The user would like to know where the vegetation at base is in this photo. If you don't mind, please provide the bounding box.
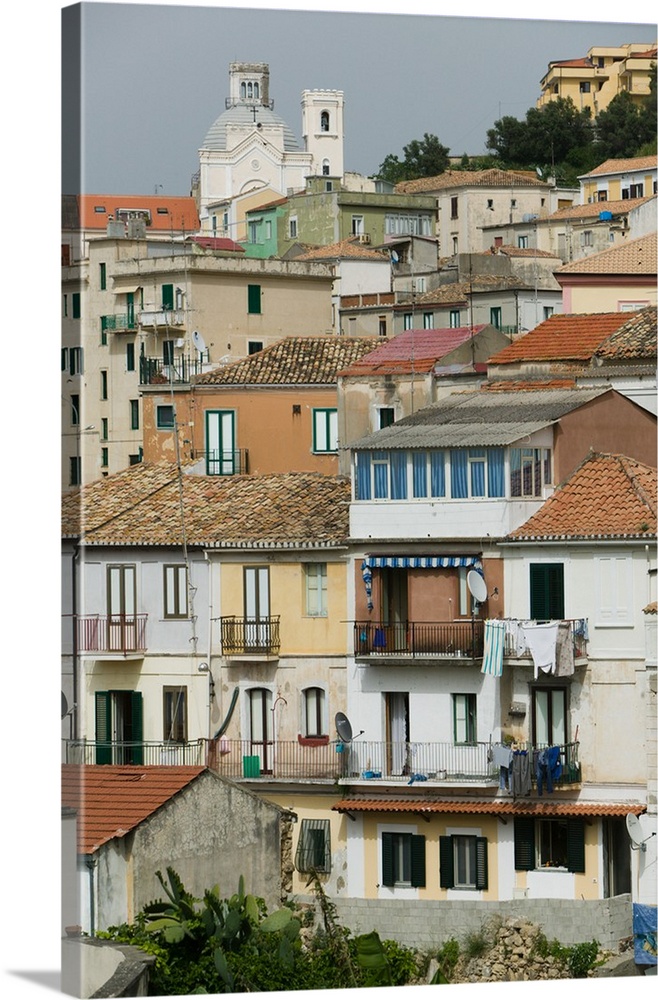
[533,932,603,978]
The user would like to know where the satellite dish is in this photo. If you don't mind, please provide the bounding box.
[390,250,399,264]
[335,712,353,744]
[61,692,69,720]
[467,570,488,604]
[192,330,207,353]
[536,166,543,178]
[626,813,649,851]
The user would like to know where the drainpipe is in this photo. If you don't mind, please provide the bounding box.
[72,542,80,741]
[85,855,97,936]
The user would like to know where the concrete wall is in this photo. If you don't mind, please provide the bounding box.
[326,893,634,953]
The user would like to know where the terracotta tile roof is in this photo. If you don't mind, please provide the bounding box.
[194,337,376,385]
[75,195,200,232]
[332,797,645,818]
[395,169,546,195]
[556,231,657,275]
[61,765,205,853]
[294,238,390,261]
[396,276,530,310]
[487,246,561,259]
[507,452,657,541]
[487,312,630,364]
[582,156,658,177]
[644,601,658,614]
[594,305,657,360]
[547,196,653,221]
[546,58,593,69]
[63,465,351,548]
[337,327,488,376]
[189,236,245,253]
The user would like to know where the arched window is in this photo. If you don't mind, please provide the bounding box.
[254,82,259,99]
[320,110,330,132]
[302,687,326,737]
[247,82,253,98]
[240,83,246,99]
[322,159,330,176]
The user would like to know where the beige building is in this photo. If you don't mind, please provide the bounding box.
[61,233,333,489]
[537,42,657,116]
[578,155,658,204]
[555,231,657,313]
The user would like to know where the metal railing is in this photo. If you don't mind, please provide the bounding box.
[204,448,249,476]
[503,619,588,659]
[354,620,484,659]
[64,739,207,766]
[76,614,148,654]
[101,313,136,332]
[220,615,281,656]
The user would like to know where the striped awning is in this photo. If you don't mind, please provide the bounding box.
[361,555,482,611]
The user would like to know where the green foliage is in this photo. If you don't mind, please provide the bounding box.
[354,930,393,987]
[486,98,595,169]
[463,928,489,959]
[377,132,451,183]
[381,937,424,985]
[532,932,601,978]
[594,90,657,160]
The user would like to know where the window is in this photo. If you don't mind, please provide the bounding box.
[265,220,272,239]
[579,81,591,93]
[289,217,298,239]
[378,407,395,429]
[100,370,108,400]
[518,235,529,249]
[100,447,108,468]
[126,342,135,371]
[423,312,434,329]
[295,819,331,873]
[514,817,585,872]
[305,563,327,617]
[156,405,175,430]
[530,563,564,620]
[440,835,488,889]
[581,230,593,247]
[206,410,236,475]
[302,686,327,737]
[450,448,505,499]
[322,160,330,177]
[597,190,608,202]
[164,564,188,618]
[63,294,68,317]
[248,340,263,355]
[61,348,68,371]
[70,456,81,487]
[72,293,81,319]
[381,832,426,887]
[378,317,387,338]
[320,110,330,132]
[487,199,494,210]
[247,284,261,314]
[95,690,143,764]
[511,199,517,209]
[248,221,258,244]
[543,306,554,321]
[130,399,139,430]
[490,307,502,329]
[449,309,461,328]
[99,262,106,290]
[129,451,143,466]
[163,687,187,742]
[163,340,175,365]
[533,687,567,747]
[452,236,458,255]
[107,564,136,623]
[450,197,458,219]
[313,409,338,453]
[101,418,108,441]
[325,180,333,191]
[100,324,108,347]
[510,447,551,498]
[595,556,632,624]
[70,394,80,426]
[403,313,413,330]
[69,347,84,375]
[162,284,174,310]
[453,694,476,744]
[351,215,364,235]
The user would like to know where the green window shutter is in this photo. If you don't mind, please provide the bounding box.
[514,817,536,870]
[247,284,261,314]
[72,293,81,319]
[439,835,454,888]
[410,834,426,887]
[530,564,564,620]
[475,837,489,890]
[381,833,395,886]
[95,692,112,764]
[162,284,174,310]
[566,818,585,873]
[130,692,144,764]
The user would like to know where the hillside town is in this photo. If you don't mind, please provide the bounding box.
[61,49,657,995]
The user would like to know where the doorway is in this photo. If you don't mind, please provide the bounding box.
[385,692,410,775]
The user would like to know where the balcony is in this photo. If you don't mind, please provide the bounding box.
[202,449,249,476]
[354,620,484,661]
[76,614,147,656]
[139,354,209,386]
[220,615,281,659]
[139,309,185,328]
[100,313,137,333]
[64,739,206,766]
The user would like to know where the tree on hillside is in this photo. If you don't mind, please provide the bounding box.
[486,97,595,171]
[376,132,450,183]
[595,89,657,159]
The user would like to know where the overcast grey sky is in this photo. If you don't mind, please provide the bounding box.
[62,2,657,195]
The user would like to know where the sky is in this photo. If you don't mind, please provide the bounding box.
[2,3,657,1000]
[62,1,657,195]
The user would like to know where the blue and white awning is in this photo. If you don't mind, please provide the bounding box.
[361,555,482,611]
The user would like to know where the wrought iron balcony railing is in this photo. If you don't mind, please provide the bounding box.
[203,448,249,476]
[64,739,206,766]
[354,620,484,659]
[100,313,137,332]
[139,354,209,385]
[220,615,281,657]
[76,614,148,654]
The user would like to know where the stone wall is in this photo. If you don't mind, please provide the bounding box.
[321,893,633,954]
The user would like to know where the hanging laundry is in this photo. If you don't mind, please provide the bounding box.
[555,622,575,677]
[510,749,532,798]
[491,743,513,790]
[504,619,530,657]
[521,621,560,679]
[536,745,562,796]
[481,619,505,676]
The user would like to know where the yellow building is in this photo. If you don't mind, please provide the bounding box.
[537,43,657,116]
[578,155,657,205]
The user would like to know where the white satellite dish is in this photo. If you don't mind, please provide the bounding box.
[192,330,206,354]
[61,692,69,720]
[467,570,488,604]
[626,813,650,851]
[390,250,399,264]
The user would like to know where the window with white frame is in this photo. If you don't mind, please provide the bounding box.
[289,217,298,239]
[312,409,338,453]
[295,818,331,873]
[351,215,364,235]
[510,447,551,498]
[403,313,413,330]
[440,834,488,889]
[164,564,188,619]
[163,686,187,742]
[423,312,433,329]
[453,693,476,744]
[305,563,327,617]
[381,831,426,887]
[449,309,461,328]
[302,686,327,737]
[518,235,529,248]
[581,230,593,247]
[595,556,632,624]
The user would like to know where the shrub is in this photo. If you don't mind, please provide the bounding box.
[436,937,460,978]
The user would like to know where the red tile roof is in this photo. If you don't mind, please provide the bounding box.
[189,236,245,253]
[487,312,630,364]
[557,232,657,276]
[332,797,645,818]
[396,169,545,195]
[294,238,389,261]
[61,765,205,853]
[337,327,489,376]
[194,336,376,385]
[507,452,657,541]
[75,195,200,232]
[547,196,653,221]
[582,155,658,177]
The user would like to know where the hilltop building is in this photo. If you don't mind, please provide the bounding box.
[536,42,657,116]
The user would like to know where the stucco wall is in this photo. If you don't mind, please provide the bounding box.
[554,391,657,480]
